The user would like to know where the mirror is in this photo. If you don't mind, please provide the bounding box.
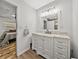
[41,7,60,32]
[43,18,58,32]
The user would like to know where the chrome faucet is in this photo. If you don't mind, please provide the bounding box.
[45,29,51,34]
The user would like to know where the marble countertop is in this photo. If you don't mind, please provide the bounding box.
[32,32,71,39]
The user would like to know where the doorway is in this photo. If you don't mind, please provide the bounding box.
[0,0,17,58]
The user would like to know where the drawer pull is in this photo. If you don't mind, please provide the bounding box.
[57,41,63,43]
[56,52,65,58]
[57,52,64,55]
[56,46,63,49]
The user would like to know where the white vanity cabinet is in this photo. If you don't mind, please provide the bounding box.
[53,37,70,59]
[32,33,70,59]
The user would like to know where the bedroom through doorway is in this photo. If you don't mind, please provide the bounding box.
[0,0,17,58]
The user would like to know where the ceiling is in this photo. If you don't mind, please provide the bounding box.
[24,0,55,9]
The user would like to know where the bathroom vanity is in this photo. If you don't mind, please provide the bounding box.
[32,32,70,59]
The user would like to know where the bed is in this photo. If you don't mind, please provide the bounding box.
[0,31,16,47]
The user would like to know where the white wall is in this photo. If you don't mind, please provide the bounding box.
[6,0,36,56]
[0,0,16,36]
[72,0,78,58]
[37,0,73,36]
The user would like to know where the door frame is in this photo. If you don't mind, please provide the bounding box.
[4,0,18,56]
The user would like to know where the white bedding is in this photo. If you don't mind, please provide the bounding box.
[0,32,16,46]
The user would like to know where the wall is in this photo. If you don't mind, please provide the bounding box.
[37,0,73,36]
[6,0,36,56]
[0,0,16,36]
[36,0,73,44]
[72,0,78,58]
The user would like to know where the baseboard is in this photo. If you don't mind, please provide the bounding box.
[17,48,29,56]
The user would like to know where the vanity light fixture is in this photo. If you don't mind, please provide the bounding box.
[40,7,60,17]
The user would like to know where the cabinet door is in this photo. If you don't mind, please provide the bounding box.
[32,37,38,51]
[43,37,51,59]
[37,37,44,54]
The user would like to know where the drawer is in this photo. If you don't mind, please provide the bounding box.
[55,42,67,48]
[55,39,67,43]
[54,52,66,59]
[54,39,67,48]
[54,38,67,45]
[55,50,66,57]
[54,47,67,59]
[55,46,67,54]
[55,41,67,47]
[55,45,66,50]
[55,56,66,59]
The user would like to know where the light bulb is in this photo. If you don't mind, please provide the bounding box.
[45,11,49,16]
[11,15,15,17]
